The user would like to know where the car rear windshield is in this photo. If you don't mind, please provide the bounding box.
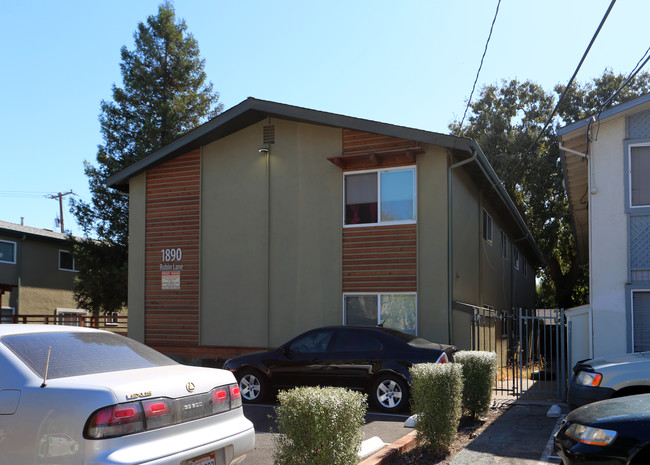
[1,331,177,379]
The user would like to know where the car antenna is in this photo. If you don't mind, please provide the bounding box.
[41,346,52,388]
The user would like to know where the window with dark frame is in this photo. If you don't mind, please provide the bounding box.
[482,210,493,245]
[59,250,77,271]
[500,231,509,259]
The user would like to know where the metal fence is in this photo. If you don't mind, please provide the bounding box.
[471,307,567,401]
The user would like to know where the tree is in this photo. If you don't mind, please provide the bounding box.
[71,2,222,314]
[451,69,650,308]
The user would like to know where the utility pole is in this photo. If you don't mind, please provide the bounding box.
[48,191,75,233]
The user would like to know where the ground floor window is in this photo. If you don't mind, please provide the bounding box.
[1,307,15,324]
[633,290,650,352]
[344,293,417,335]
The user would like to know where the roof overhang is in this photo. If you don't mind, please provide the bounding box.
[106,98,473,191]
[558,93,650,266]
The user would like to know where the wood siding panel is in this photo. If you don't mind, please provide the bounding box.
[342,130,415,155]
[342,224,417,292]
[145,150,201,346]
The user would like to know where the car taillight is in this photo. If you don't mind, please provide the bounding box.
[84,383,241,440]
[230,384,242,408]
[85,402,145,439]
[436,353,449,363]
[142,398,173,430]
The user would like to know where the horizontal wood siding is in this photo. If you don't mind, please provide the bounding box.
[343,130,415,155]
[145,150,201,346]
[343,224,417,292]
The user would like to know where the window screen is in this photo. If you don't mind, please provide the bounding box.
[59,250,75,271]
[0,241,15,263]
[631,146,650,207]
[634,291,650,352]
[1,331,177,379]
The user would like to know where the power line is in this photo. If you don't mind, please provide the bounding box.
[0,191,51,199]
[499,0,617,185]
[457,0,502,137]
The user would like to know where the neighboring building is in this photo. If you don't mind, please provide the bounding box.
[0,220,81,321]
[107,98,542,362]
[559,93,650,365]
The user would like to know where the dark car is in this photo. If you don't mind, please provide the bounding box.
[568,352,650,410]
[223,325,456,412]
[554,394,650,464]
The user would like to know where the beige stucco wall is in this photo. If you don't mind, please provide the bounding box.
[416,144,451,344]
[200,120,343,348]
[128,172,147,341]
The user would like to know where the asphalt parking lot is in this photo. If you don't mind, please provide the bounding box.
[237,403,411,465]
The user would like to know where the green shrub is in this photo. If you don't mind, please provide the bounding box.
[272,386,367,465]
[455,350,498,418]
[410,363,463,453]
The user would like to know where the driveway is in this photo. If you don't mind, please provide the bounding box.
[238,403,411,465]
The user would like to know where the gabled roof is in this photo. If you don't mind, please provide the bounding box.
[106,98,475,190]
[106,98,544,265]
[0,220,70,242]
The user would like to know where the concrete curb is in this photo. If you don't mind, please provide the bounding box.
[358,430,419,465]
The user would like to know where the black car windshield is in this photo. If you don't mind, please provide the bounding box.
[2,331,177,379]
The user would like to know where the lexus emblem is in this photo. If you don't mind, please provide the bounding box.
[186,382,196,393]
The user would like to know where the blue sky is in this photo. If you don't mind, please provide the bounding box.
[1,0,647,236]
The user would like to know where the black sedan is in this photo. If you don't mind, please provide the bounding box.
[554,394,650,464]
[223,325,456,412]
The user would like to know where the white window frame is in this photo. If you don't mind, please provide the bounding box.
[343,292,418,334]
[55,308,89,326]
[1,307,15,324]
[343,166,417,227]
[58,250,78,272]
[0,240,17,264]
[105,311,119,327]
[628,143,650,209]
[482,209,493,245]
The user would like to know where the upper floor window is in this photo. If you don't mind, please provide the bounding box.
[482,210,493,245]
[513,247,520,271]
[0,241,16,264]
[59,250,77,272]
[344,167,416,226]
[500,231,509,259]
[630,144,650,207]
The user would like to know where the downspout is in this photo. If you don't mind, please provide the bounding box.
[17,234,26,316]
[448,146,477,344]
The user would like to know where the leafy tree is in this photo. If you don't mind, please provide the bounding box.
[71,1,222,314]
[451,69,650,308]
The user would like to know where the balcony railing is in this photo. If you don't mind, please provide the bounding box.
[3,314,128,335]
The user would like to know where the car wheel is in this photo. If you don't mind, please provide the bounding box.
[371,374,409,412]
[237,369,268,403]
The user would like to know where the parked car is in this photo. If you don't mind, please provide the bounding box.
[568,352,650,410]
[555,393,650,464]
[0,324,254,465]
[223,325,456,412]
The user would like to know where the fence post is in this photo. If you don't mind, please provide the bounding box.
[560,308,566,401]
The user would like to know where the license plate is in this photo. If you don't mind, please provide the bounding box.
[187,452,216,465]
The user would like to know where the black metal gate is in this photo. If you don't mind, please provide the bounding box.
[471,307,567,401]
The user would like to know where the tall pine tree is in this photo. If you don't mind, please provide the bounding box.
[71,2,222,314]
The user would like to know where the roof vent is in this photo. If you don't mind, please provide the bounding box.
[263,125,275,145]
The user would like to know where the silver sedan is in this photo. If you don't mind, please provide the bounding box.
[0,324,254,464]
